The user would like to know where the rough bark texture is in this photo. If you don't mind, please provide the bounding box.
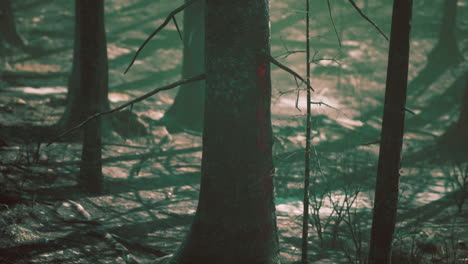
[368,0,413,263]
[161,0,205,133]
[167,1,280,263]
[57,0,110,131]
[75,0,108,194]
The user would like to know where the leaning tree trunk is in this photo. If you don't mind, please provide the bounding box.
[368,0,413,263]
[168,0,280,263]
[75,0,108,194]
[161,0,205,133]
[57,0,110,131]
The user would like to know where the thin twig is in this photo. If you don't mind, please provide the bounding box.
[274,50,306,59]
[124,0,199,73]
[302,0,312,262]
[310,101,339,111]
[48,74,206,145]
[264,53,315,92]
[404,107,416,115]
[327,0,341,47]
[172,16,183,42]
[347,0,389,41]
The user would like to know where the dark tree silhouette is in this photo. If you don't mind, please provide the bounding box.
[409,0,460,95]
[0,0,27,52]
[167,0,280,263]
[428,0,460,64]
[368,0,413,263]
[161,0,205,133]
[73,0,109,194]
[439,71,468,160]
[57,1,110,131]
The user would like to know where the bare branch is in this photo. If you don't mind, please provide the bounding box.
[274,50,306,59]
[310,101,339,111]
[48,74,206,145]
[124,0,199,73]
[347,0,389,41]
[263,53,315,92]
[404,107,416,115]
[172,16,183,42]
[327,0,341,47]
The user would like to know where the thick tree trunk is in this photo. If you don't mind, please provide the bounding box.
[168,1,280,263]
[161,0,205,133]
[57,0,110,131]
[368,0,412,263]
[75,0,108,194]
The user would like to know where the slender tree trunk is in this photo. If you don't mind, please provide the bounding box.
[168,1,280,263]
[57,0,110,131]
[161,0,205,133]
[76,0,108,194]
[368,0,412,263]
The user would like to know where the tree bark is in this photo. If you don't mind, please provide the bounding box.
[161,0,205,133]
[368,0,413,263]
[75,0,108,194]
[167,1,280,263]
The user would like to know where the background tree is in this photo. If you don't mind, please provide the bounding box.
[74,0,108,194]
[0,0,27,52]
[439,71,468,160]
[168,0,280,263]
[368,0,413,263]
[57,1,110,131]
[160,0,205,133]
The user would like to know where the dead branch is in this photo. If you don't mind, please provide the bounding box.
[327,0,342,47]
[347,0,389,41]
[124,0,199,73]
[48,74,206,145]
[263,53,315,92]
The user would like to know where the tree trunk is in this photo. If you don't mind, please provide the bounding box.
[57,0,110,131]
[0,0,26,51]
[439,72,468,160]
[368,0,413,263]
[75,0,108,194]
[428,0,460,64]
[161,0,205,133]
[167,1,280,263]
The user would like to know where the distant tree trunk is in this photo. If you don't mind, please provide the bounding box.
[428,0,460,64]
[75,0,108,194]
[161,0,205,133]
[368,0,412,263]
[167,0,280,263]
[57,0,110,131]
[0,0,26,51]
[439,72,468,160]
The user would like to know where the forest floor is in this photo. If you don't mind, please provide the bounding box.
[1,0,468,263]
